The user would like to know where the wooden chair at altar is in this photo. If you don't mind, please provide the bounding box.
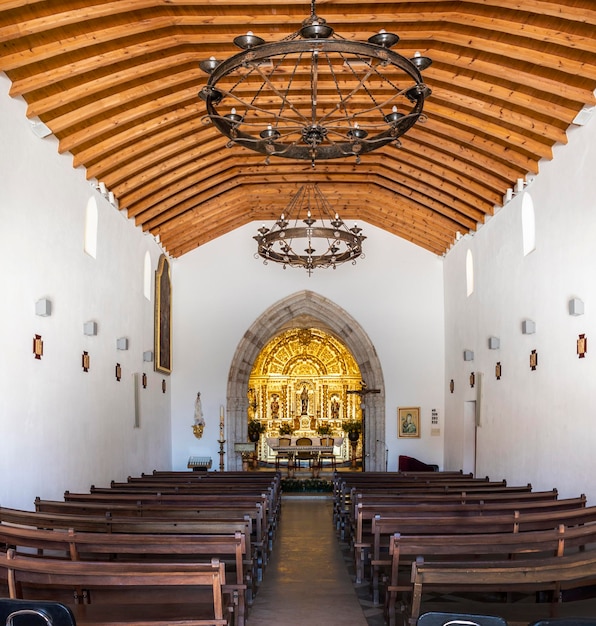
[295,437,314,468]
[275,437,292,469]
[319,437,336,469]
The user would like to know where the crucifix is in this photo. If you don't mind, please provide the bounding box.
[347,381,381,471]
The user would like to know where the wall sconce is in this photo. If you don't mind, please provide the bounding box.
[83,321,98,336]
[116,337,129,350]
[463,349,474,361]
[521,319,536,334]
[143,350,154,362]
[569,298,584,316]
[35,298,52,317]
[488,336,500,350]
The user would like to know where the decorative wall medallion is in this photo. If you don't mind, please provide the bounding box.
[162,379,166,393]
[469,371,475,388]
[449,379,454,393]
[142,373,147,388]
[495,361,502,380]
[577,334,587,358]
[115,363,122,381]
[530,349,538,371]
[82,351,90,372]
[33,334,43,360]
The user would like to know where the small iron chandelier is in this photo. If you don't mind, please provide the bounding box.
[253,183,365,275]
[199,0,431,167]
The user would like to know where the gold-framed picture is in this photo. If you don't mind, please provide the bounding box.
[154,254,172,374]
[398,407,420,438]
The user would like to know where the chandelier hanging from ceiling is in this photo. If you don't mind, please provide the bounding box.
[199,0,432,167]
[253,183,365,275]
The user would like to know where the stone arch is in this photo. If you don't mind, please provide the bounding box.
[226,290,386,470]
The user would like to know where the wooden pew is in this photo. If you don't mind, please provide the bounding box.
[0,507,264,586]
[351,496,588,584]
[408,548,596,626]
[0,524,250,626]
[386,518,596,625]
[0,548,230,626]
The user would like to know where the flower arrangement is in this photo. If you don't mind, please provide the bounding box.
[248,419,267,441]
[316,423,334,436]
[279,422,294,436]
[342,419,362,436]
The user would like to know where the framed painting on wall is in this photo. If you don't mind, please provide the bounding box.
[154,254,172,374]
[398,407,420,438]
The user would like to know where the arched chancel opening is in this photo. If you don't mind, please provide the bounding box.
[248,327,364,467]
[226,291,385,471]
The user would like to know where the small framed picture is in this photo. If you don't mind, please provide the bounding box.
[398,407,420,438]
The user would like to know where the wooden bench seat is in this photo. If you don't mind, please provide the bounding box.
[351,496,588,584]
[408,548,596,626]
[1,549,230,626]
[0,524,250,626]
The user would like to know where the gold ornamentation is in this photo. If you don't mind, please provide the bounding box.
[192,423,205,439]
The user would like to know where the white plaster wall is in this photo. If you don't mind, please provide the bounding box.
[0,76,170,510]
[444,111,596,501]
[171,221,445,472]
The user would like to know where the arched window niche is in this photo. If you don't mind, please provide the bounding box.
[84,196,98,258]
[522,193,536,256]
[466,249,474,297]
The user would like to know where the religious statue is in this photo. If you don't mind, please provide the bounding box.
[270,395,280,418]
[331,398,340,420]
[300,386,308,415]
[192,391,205,439]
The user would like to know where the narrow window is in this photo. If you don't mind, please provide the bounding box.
[466,249,474,297]
[84,197,98,258]
[522,193,536,256]
[143,251,152,301]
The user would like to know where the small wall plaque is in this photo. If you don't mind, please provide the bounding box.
[142,372,147,388]
[82,351,90,372]
[33,334,43,359]
[115,363,122,381]
[469,371,475,388]
[530,349,538,371]
[577,334,587,358]
[495,361,502,380]
[449,379,454,394]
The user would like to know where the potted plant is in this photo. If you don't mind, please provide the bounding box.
[278,423,294,437]
[342,419,362,442]
[247,419,267,442]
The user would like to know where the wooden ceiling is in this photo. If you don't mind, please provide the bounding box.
[1,1,596,257]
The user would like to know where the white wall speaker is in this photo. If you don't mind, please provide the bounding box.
[35,298,52,317]
[463,349,474,361]
[117,337,129,350]
[522,319,536,334]
[143,350,154,362]
[569,298,584,316]
[83,321,98,336]
[488,336,500,350]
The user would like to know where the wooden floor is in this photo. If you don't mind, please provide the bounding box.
[247,495,369,625]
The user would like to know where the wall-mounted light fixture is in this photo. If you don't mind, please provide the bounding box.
[569,298,584,316]
[35,298,52,317]
[116,337,129,350]
[488,336,500,350]
[521,319,536,334]
[463,349,474,361]
[83,321,98,336]
[143,350,154,362]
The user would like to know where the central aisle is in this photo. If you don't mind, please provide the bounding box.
[247,495,369,625]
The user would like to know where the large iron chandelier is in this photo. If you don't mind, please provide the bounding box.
[253,183,365,275]
[199,1,432,167]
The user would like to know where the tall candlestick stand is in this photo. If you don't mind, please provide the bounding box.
[218,419,225,471]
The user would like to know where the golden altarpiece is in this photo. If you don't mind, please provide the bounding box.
[248,327,363,465]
